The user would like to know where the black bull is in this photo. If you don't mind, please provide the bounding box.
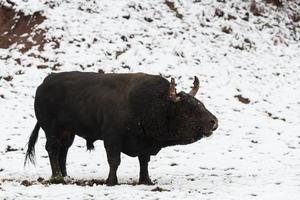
[25,72,218,185]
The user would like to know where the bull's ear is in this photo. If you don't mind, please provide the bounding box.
[188,76,199,97]
[168,78,180,102]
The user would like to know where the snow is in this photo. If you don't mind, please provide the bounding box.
[1,0,300,199]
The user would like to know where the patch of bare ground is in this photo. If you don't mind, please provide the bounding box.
[151,186,170,192]
[5,145,22,152]
[264,0,283,7]
[164,0,183,19]
[234,94,250,104]
[2,178,160,187]
[1,178,106,186]
[0,5,45,52]
[265,111,286,122]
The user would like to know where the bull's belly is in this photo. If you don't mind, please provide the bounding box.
[75,130,101,139]
[121,136,161,157]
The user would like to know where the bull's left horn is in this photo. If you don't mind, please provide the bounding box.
[188,76,199,97]
[169,78,180,102]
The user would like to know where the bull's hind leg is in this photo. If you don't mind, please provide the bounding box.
[44,125,64,183]
[59,129,75,177]
[45,139,63,181]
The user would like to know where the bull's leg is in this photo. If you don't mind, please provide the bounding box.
[59,148,68,177]
[104,138,122,186]
[45,137,64,183]
[138,154,153,185]
[59,132,75,177]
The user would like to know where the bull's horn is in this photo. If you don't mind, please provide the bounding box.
[169,78,180,102]
[188,76,199,97]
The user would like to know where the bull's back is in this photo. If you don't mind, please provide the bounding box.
[34,72,159,135]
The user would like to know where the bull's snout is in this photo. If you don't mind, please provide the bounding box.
[210,118,218,131]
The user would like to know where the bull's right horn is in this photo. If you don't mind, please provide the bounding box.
[168,78,180,102]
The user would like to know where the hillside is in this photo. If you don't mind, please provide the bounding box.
[1,0,300,199]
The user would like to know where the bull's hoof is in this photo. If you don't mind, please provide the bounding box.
[106,177,118,186]
[139,178,154,185]
[49,176,65,184]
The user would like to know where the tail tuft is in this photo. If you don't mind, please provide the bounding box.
[24,122,40,166]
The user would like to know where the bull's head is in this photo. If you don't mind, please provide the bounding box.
[168,77,218,143]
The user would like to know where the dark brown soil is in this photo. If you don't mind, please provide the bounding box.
[265,111,286,121]
[1,178,141,187]
[234,94,250,104]
[265,0,283,7]
[5,145,20,152]
[3,75,13,82]
[0,5,45,52]
[164,0,183,19]
[21,180,33,187]
[151,186,170,192]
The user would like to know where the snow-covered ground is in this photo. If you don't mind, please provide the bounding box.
[1,0,300,199]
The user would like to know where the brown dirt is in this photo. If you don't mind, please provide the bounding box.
[264,0,283,7]
[234,94,250,104]
[3,75,13,82]
[0,5,45,52]
[164,0,183,19]
[222,26,233,34]
[151,186,170,192]
[265,111,286,122]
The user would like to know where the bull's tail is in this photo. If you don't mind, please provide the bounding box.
[24,122,40,165]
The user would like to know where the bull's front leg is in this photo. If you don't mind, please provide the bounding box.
[138,154,153,185]
[104,137,122,186]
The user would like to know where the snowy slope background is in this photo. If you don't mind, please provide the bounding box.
[0,0,300,199]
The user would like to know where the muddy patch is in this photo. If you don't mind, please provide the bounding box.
[5,145,20,152]
[164,0,183,19]
[0,5,45,52]
[151,186,170,192]
[265,111,286,122]
[1,178,106,187]
[234,94,250,104]
[1,178,151,187]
